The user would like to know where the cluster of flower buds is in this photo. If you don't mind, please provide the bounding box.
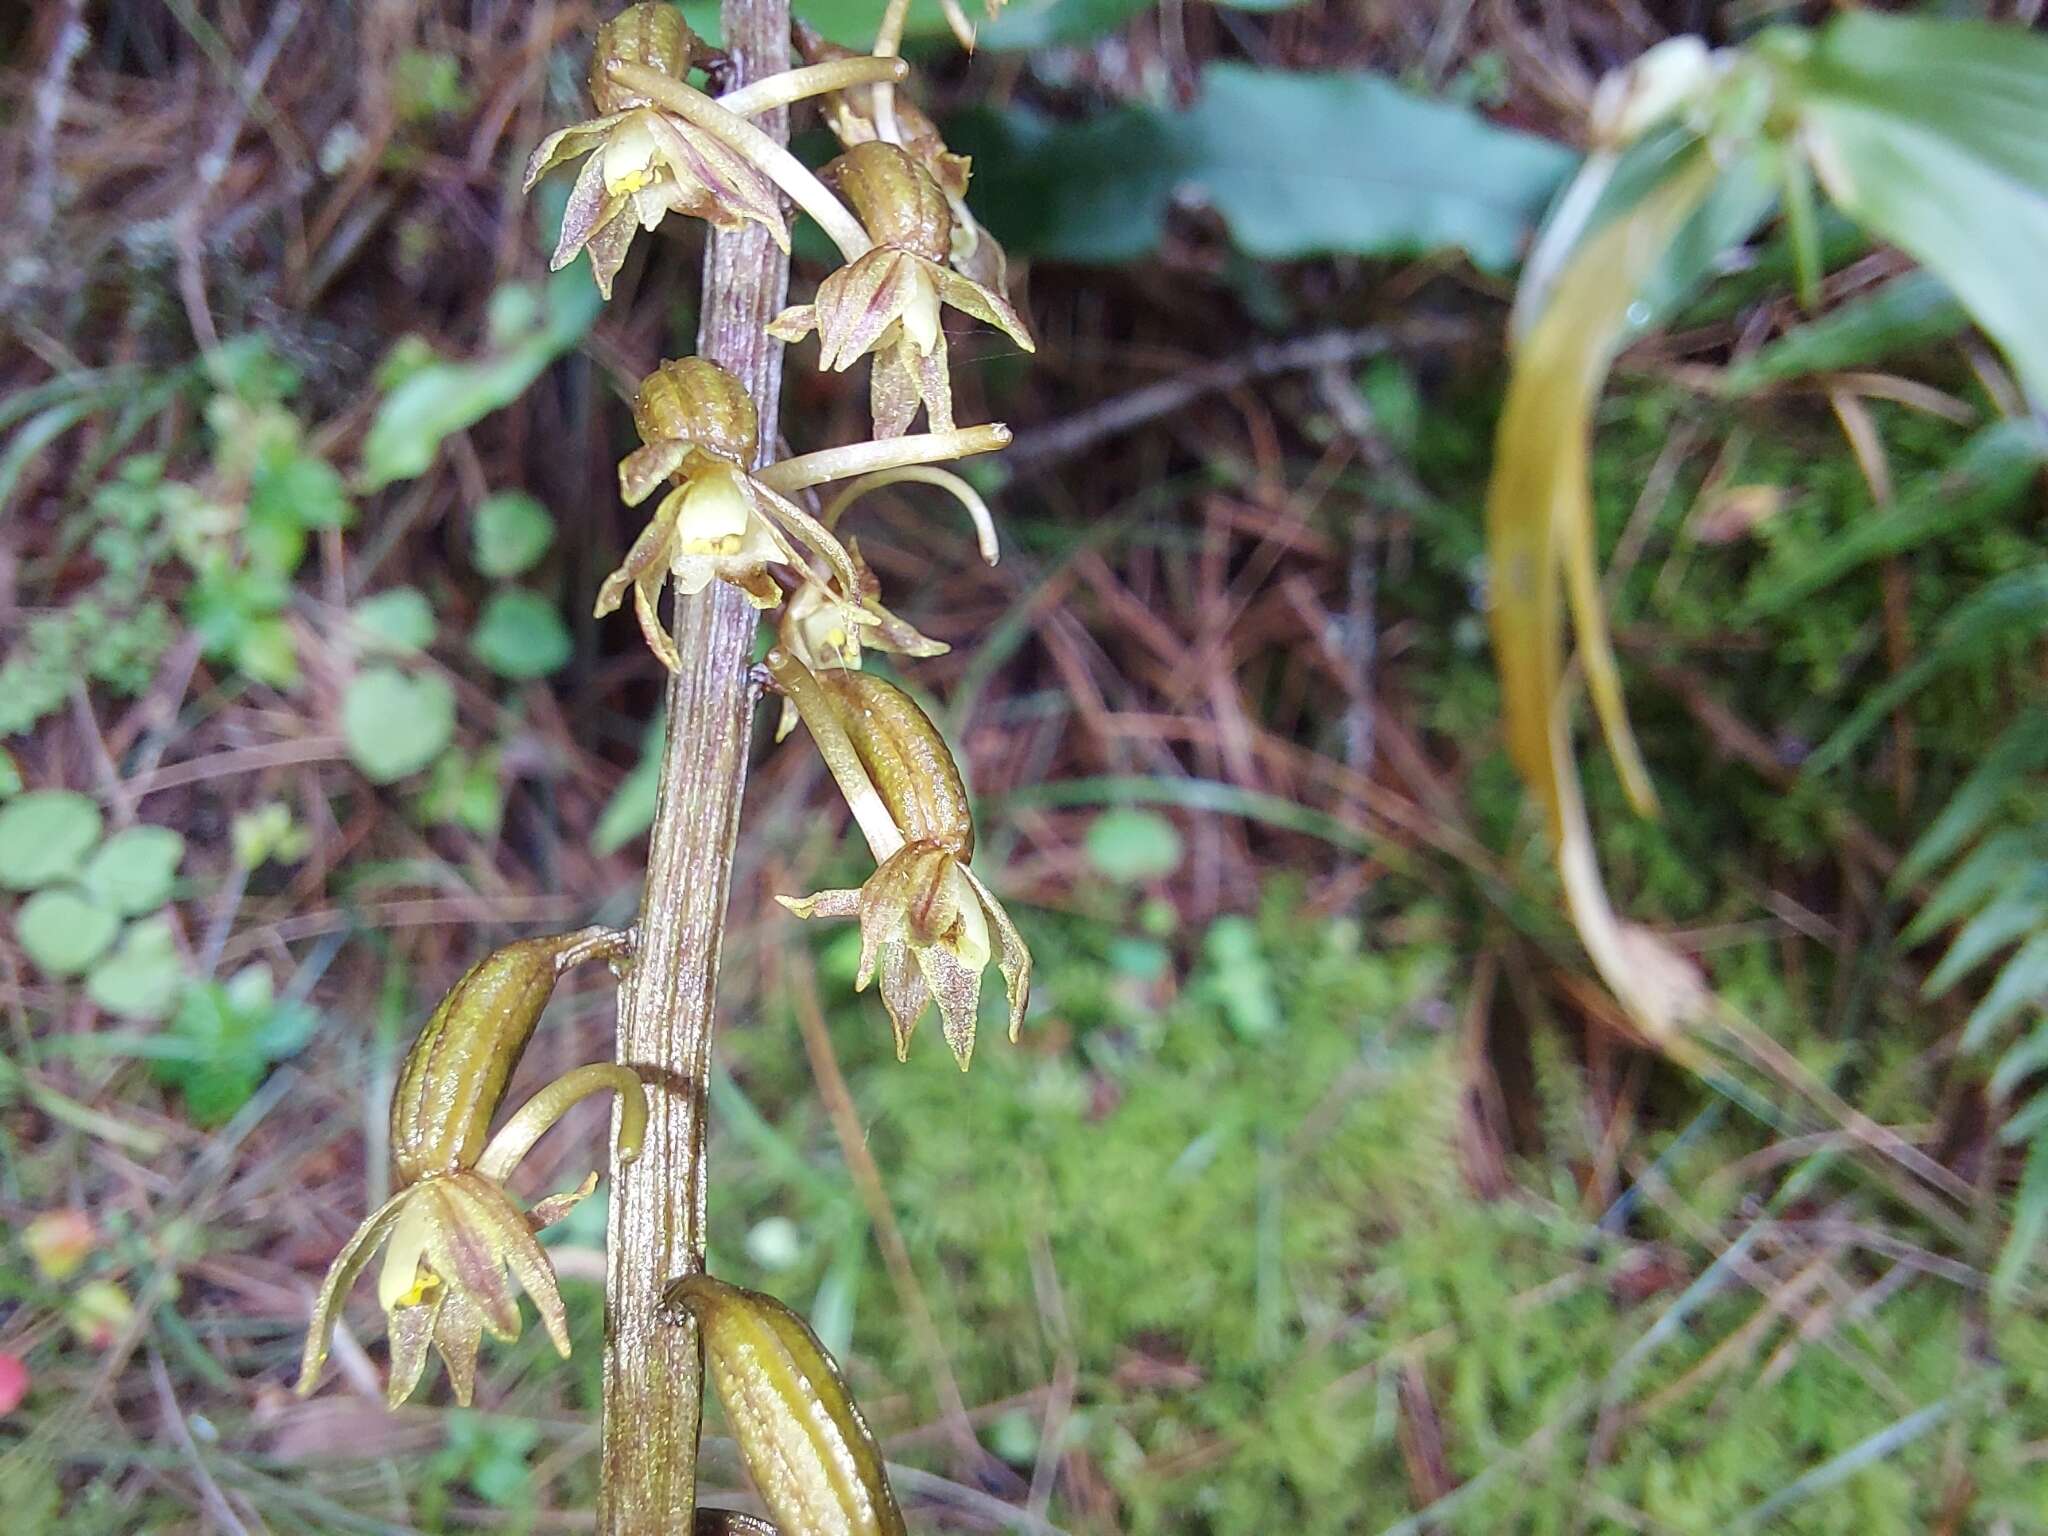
[296,928,641,1406]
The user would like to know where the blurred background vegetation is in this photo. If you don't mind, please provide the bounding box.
[3,0,2046,1531]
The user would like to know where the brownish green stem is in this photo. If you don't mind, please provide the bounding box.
[596,0,794,1527]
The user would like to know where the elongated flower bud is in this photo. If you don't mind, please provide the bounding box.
[822,671,975,859]
[666,1274,907,1536]
[827,143,952,263]
[590,3,698,114]
[389,927,630,1182]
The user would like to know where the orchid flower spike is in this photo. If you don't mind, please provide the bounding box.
[765,649,1029,1068]
[296,927,644,1407]
[769,143,1035,439]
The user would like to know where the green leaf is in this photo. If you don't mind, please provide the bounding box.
[417,747,505,837]
[81,826,184,915]
[1963,931,2048,1053]
[155,964,320,1125]
[471,491,556,578]
[351,587,438,655]
[1804,565,2048,777]
[1905,828,2045,945]
[0,789,103,890]
[1203,915,1282,1040]
[85,916,186,1021]
[1745,422,2048,619]
[954,64,1574,271]
[684,0,955,47]
[17,888,119,978]
[1773,13,2048,407]
[0,748,24,799]
[1085,808,1185,883]
[1994,1129,2048,1303]
[358,271,601,491]
[1720,270,1968,394]
[343,667,457,784]
[1896,712,2048,890]
[469,589,572,680]
[249,450,353,536]
[1926,871,2048,997]
[979,0,1149,50]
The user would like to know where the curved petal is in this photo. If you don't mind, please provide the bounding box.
[385,1294,440,1407]
[433,1289,486,1408]
[422,1179,519,1342]
[935,264,1035,352]
[960,863,1031,1044]
[633,571,681,671]
[909,334,954,435]
[766,303,818,344]
[619,440,692,506]
[915,940,983,1070]
[868,341,922,439]
[295,1188,414,1395]
[597,489,683,619]
[551,153,616,272]
[448,1176,573,1359]
[815,251,918,372]
[877,940,928,1062]
[777,888,864,922]
[744,479,860,597]
[523,115,627,191]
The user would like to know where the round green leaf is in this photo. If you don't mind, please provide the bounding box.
[1084,807,1185,883]
[85,916,186,1020]
[82,826,185,916]
[351,587,437,655]
[471,491,556,578]
[0,790,104,891]
[343,667,456,784]
[17,887,119,977]
[470,589,571,680]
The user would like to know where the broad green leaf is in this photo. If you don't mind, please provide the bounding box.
[343,667,457,784]
[85,916,185,1021]
[155,965,320,1124]
[1720,270,1967,394]
[17,888,119,978]
[1744,422,2048,619]
[471,491,556,578]
[351,587,438,655]
[81,826,184,916]
[954,64,1574,271]
[1085,808,1184,883]
[683,0,955,47]
[358,270,601,491]
[0,789,103,890]
[979,0,1148,50]
[249,450,353,536]
[418,747,505,837]
[469,589,572,679]
[1770,13,2048,406]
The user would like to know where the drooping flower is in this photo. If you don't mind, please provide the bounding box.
[598,360,861,664]
[296,927,645,1407]
[523,6,792,298]
[768,143,1035,438]
[765,648,1029,1067]
[793,21,1008,290]
[601,359,1015,669]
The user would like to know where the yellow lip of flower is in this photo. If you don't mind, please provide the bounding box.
[296,930,648,1407]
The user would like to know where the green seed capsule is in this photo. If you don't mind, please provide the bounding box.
[389,927,630,1183]
[820,671,974,860]
[665,1274,907,1536]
